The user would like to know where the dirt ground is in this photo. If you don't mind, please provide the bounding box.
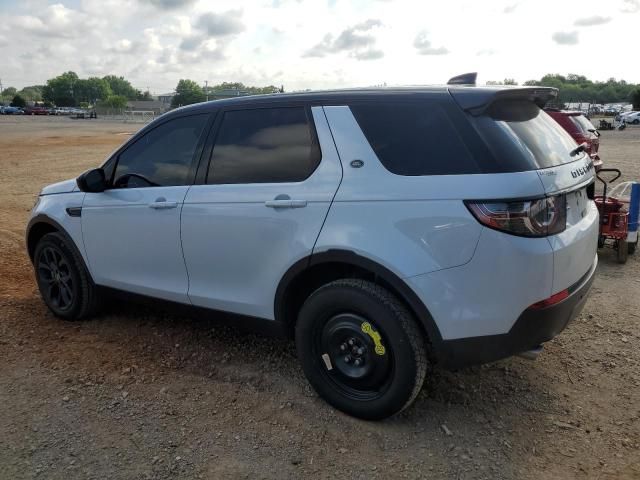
[0,115,639,480]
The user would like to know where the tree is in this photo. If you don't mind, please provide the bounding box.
[103,75,139,100]
[631,89,640,110]
[171,79,205,107]
[74,77,111,104]
[10,95,26,108]
[43,71,79,106]
[2,87,17,97]
[18,85,44,102]
[98,95,128,109]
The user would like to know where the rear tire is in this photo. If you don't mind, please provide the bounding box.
[617,240,628,264]
[295,279,427,420]
[33,232,100,320]
[628,239,637,255]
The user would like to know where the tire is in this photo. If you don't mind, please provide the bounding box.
[628,239,637,255]
[617,240,628,264]
[633,119,639,125]
[295,279,427,420]
[33,232,100,320]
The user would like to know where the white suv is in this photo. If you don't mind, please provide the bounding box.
[27,82,598,419]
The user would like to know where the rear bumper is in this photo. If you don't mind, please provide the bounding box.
[437,255,597,369]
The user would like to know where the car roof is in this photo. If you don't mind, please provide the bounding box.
[166,84,554,116]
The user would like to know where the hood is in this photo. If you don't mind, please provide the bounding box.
[40,178,79,195]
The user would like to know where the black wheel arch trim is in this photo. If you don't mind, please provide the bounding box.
[26,215,93,285]
[275,249,445,354]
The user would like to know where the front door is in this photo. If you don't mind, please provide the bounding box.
[82,113,211,303]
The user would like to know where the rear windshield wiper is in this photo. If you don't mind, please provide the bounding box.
[570,142,588,157]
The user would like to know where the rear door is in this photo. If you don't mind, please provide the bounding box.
[181,106,342,319]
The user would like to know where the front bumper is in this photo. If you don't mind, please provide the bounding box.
[437,256,597,369]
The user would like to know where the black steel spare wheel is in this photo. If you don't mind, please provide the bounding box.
[296,279,427,420]
[318,313,394,400]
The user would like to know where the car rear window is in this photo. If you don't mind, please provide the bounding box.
[571,114,596,133]
[350,102,483,175]
[471,100,583,170]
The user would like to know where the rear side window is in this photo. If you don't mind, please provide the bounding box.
[571,114,596,133]
[350,103,481,175]
[472,100,582,170]
[207,107,320,184]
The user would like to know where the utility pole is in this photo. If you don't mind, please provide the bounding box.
[204,80,208,101]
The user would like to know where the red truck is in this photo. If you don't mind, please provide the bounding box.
[545,109,602,170]
[23,105,50,115]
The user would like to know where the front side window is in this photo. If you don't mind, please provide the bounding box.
[113,114,209,188]
[207,107,320,184]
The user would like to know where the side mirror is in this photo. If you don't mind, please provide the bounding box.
[76,168,107,193]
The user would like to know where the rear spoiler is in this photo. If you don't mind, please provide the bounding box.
[449,87,559,116]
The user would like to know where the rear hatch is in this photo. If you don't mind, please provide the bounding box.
[451,88,598,292]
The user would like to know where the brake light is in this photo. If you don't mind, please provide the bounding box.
[466,194,566,237]
[528,289,569,309]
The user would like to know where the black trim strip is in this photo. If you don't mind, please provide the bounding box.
[66,207,82,217]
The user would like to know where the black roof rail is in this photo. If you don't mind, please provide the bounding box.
[447,72,477,86]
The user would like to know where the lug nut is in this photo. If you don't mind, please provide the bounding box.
[357,347,364,356]
[339,343,347,352]
[344,355,352,364]
[354,358,363,367]
[348,338,355,346]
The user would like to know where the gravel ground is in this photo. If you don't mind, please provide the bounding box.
[0,115,639,479]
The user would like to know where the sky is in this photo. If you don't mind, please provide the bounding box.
[0,0,638,94]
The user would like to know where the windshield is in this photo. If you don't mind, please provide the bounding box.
[471,100,583,171]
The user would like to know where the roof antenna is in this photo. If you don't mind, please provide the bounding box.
[447,72,477,86]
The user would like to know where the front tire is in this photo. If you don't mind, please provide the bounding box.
[295,279,427,420]
[33,232,100,320]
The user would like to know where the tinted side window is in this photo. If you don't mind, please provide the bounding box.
[113,114,208,188]
[350,102,480,176]
[207,107,320,184]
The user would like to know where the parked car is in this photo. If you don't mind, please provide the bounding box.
[1,106,24,115]
[27,82,598,419]
[546,109,602,170]
[622,111,640,124]
[23,105,49,115]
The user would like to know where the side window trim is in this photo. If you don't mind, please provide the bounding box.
[203,104,321,185]
[107,112,214,189]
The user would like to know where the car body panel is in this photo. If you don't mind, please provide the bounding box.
[41,178,79,195]
[180,107,343,319]
[81,186,192,303]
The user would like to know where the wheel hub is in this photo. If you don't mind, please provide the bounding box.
[319,313,392,395]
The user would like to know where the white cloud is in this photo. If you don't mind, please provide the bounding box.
[552,31,579,45]
[574,15,611,26]
[304,19,384,60]
[0,0,637,94]
[413,31,449,55]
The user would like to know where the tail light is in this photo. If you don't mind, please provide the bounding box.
[466,194,566,237]
[528,288,569,309]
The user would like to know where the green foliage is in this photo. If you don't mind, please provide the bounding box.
[10,94,26,108]
[205,81,281,96]
[103,75,139,100]
[75,77,112,104]
[98,95,128,109]
[171,79,206,107]
[632,89,640,110]
[18,85,44,102]
[43,72,111,106]
[3,87,17,97]
[523,74,640,104]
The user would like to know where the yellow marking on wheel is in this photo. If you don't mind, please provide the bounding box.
[361,322,386,355]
